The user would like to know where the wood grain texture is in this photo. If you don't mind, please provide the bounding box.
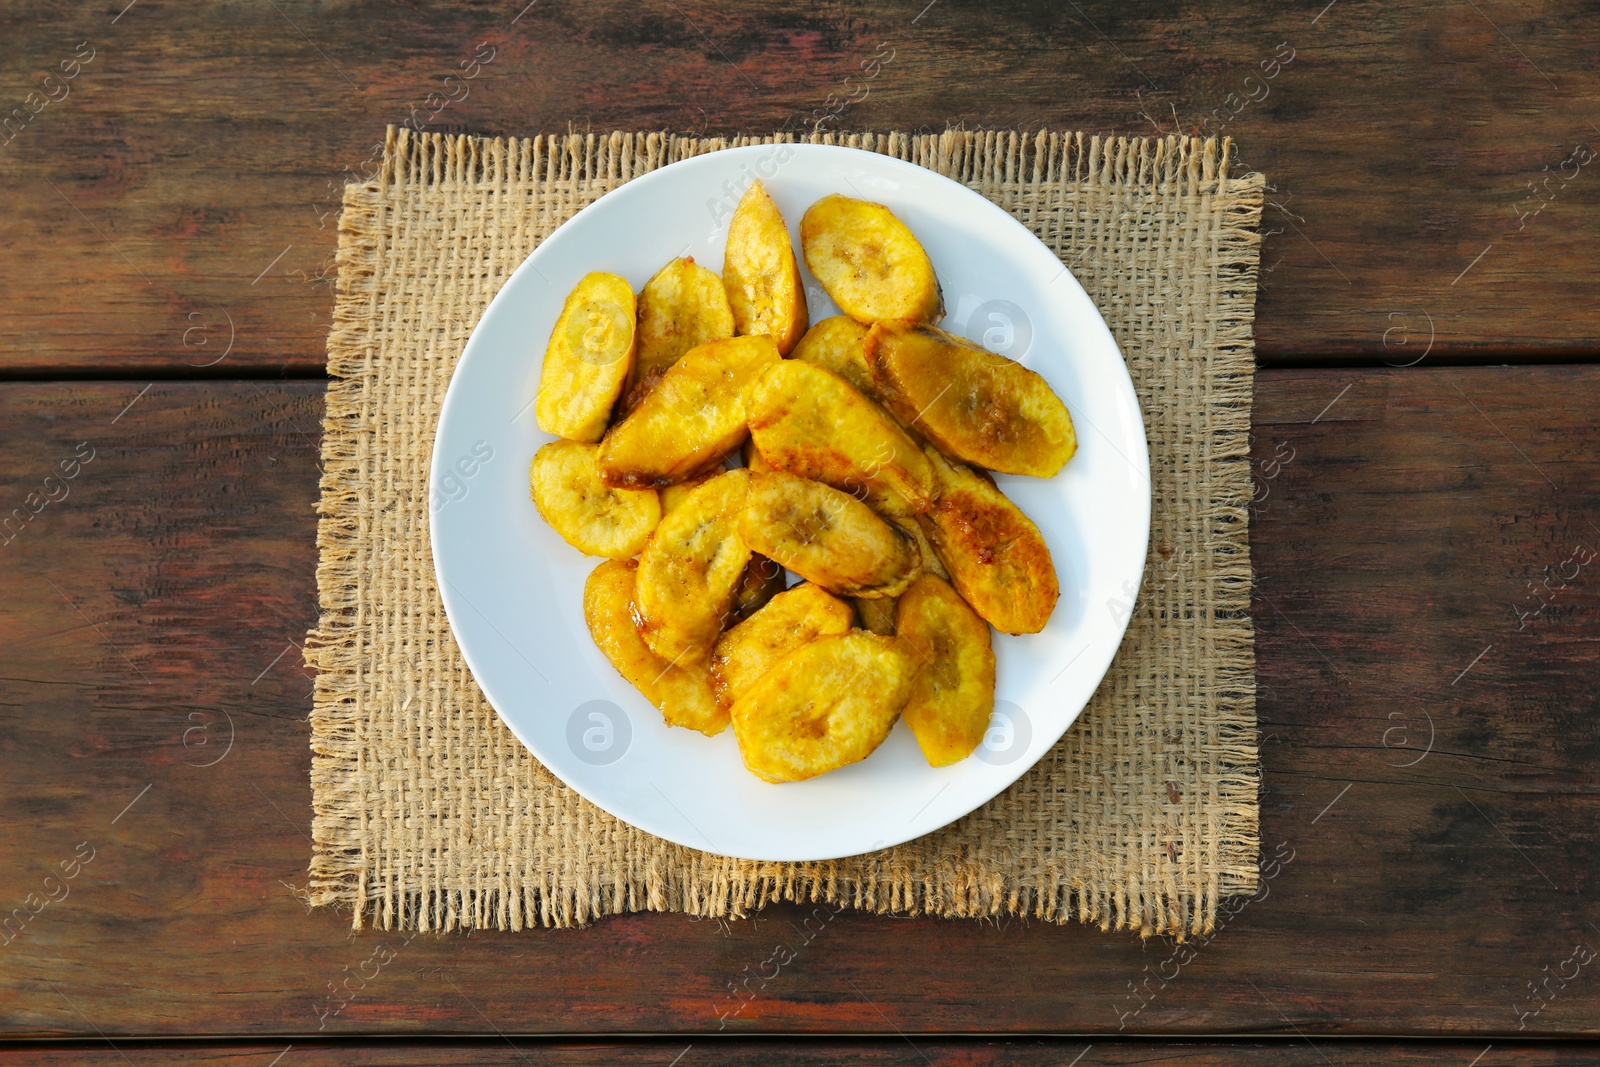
[0,0,1597,375]
[1,368,1599,1039]
[5,1039,1600,1065]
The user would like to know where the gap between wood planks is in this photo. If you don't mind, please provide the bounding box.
[2,1035,1599,1050]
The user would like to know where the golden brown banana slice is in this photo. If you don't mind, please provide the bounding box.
[738,471,918,598]
[917,448,1058,634]
[896,574,996,767]
[611,367,661,424]
[583,559,728,736]
[711,582,853,709]
[799,194,942,324]
[851,596,898,636]
[529,440,661,558]
[791,316,875,398]
[535,272,637,443]
[730,631,915,783]
[633,257,736,388]
[847,522,946,641]
[657,470,715,518]
[745,360,935,515]
[598,335,780,488]
[724,180,808,355]
[866,321,1076,478]
[634,469,752,663]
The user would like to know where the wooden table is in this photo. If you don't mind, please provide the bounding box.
[3,0,1598,1062]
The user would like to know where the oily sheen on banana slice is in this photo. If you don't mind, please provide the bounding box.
[633,469,752,664]
[535,272,636,443]
[745,360,935,515]
[632,256,736,388]
[791,316,876,398]
[866,321,1076,478]
[583,559,727,736]
[917,447,1058,635]
[529,440,660,558]
[710,582,854,709]
[896,574,996,767]
[599,335,779,488]
[724,179,808,355]
[799,194,942,324]
[730,631,915,783]
[737,471,917,598]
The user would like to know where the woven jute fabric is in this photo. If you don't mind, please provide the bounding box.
[306,126,1264,938]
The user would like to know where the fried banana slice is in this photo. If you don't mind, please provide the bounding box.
[632,256,736,389]
[729,553,788,623]
[529,440,661,558]
[634,469,752,663]
[896,574,996,767]
[848,520,945,645]
[851,596,898,636]
[711,582,853,708]
[535,272,637,443]
[583,559,728,736]
[611,365,663,424]
[745,360,935,515]
[918,448,1058,635]
[799,194,942,324]
[731,631,915,783]
[598,335,780,488]
[792,316,876,398]
[866,321,1076,478]
[738,471,918,598]
[900,514,949,580]
[724,179,808,355]
[657,469,716,518]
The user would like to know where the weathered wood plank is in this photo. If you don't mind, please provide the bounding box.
[0,0,1597,373]
[1,1038,1596,1065]
[0,368,1597,1038]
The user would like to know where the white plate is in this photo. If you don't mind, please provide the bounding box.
[430,144,1149,863]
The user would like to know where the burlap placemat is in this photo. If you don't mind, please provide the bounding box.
[306,127,1263,938]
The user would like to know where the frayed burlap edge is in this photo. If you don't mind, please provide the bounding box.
[307,127,1262,939]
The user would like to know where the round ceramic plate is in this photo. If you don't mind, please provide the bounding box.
[430,143,1149,863]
